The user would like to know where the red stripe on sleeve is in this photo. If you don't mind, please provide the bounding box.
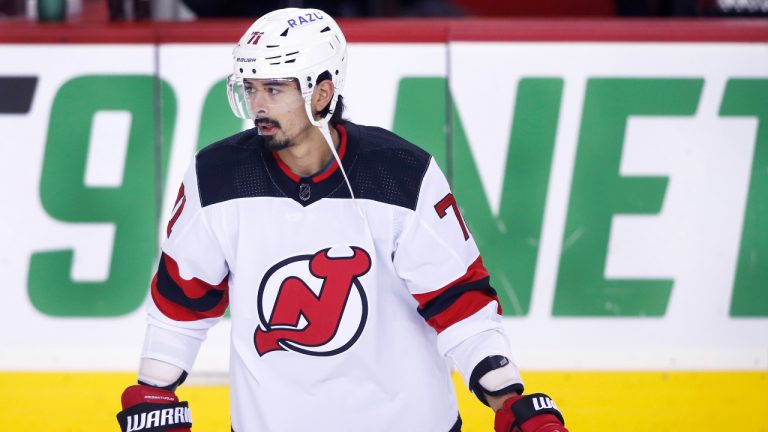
[412,256,501,333]
[163,253,227,299]
[425,291,498,333]
[151,253,229,321]
[412,256,490,307]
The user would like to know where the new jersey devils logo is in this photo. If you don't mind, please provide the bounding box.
[254,246,371,356]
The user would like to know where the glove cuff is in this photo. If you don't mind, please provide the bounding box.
[506,393,565,427]
[117,402,192,432]
[469,355,524,406]
[117,385,192,432]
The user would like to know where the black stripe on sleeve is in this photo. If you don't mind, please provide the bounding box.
[155,255,225,312]
[417,277,496,322]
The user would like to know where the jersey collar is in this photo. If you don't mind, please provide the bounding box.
[271,123,348,183]
[262,123,355,207]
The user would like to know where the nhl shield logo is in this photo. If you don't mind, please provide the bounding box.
[254,246,371,356]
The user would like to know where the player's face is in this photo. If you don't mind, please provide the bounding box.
[244,78,310,151]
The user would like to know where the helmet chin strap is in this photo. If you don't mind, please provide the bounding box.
[303,94,364,219]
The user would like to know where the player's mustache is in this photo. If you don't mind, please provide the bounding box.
[254,116,281,129]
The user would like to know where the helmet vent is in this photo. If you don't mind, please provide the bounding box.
[265,55,281,60]
[284,59,296,64]
[266,45,279,48]
[321,26,331,33]
[280,28,289,37]
[286,51,299,56]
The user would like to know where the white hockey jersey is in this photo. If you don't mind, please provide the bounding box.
[143,122,520,432]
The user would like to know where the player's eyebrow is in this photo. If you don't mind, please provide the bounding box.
[243,79,298,91]
[249,79,293,87]
[260,79,292,87]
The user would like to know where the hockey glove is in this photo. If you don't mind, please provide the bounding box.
[116,384,192,432]
[494,393,568,432]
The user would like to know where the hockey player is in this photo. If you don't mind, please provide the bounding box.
[117,7,568,432]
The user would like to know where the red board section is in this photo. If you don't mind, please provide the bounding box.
[447,19,768,42]
[0,18,766,43]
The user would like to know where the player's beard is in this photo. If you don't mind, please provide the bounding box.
[262,134,294,151]
[255,117,294,151]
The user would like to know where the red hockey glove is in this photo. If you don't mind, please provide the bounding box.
[116,384,192,432]
[494,393,568,432]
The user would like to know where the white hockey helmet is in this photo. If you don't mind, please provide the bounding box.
[227,8,348,121]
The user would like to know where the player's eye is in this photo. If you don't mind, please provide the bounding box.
[244,86,256,95]
[266,87,280,96]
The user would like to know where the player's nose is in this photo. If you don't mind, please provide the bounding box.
[248,90,271,115]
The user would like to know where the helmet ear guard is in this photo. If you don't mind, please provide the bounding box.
[305,76,340,127]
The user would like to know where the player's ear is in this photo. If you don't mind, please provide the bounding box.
[312,79,334,118]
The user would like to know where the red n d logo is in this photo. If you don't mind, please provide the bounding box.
[254,247,371,356]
